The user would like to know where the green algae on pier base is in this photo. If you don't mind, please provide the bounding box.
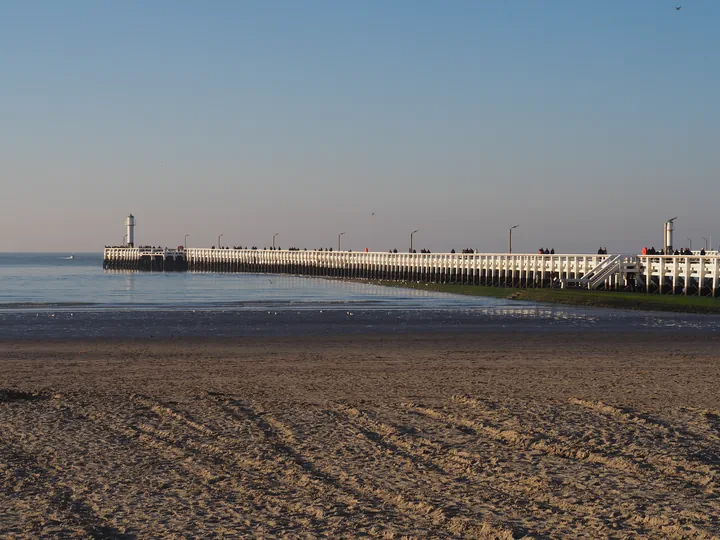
[367,280,720,315]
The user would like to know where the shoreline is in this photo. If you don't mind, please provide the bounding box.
[2,303,719,340]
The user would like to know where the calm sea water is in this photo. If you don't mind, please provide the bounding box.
[0,252,514,311]
[1,253,718,339]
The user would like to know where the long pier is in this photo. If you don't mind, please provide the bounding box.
[103,247,720,296]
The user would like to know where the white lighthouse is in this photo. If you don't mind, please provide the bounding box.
[126,214,136,247]
[664,217,677,254]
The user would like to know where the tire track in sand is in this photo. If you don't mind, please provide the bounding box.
[0,396,221,535]
[44,399,276,530]
[405,402,639,473]
[403,402,719,539]
[216,396,523,540]
[129,394,393,536]
[565,397,718,481]
[331,403,720,540]
[566,397,714,440]
[329,403,617,538]
[73,397,343,535]
[453,395,717,489]
[0,432,134,539]
[682,407,720,442]
[375,405,720,535]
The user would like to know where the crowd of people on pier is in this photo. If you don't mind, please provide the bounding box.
[104,245,166,249]
[108,244,714,258]
[642,246,702,256]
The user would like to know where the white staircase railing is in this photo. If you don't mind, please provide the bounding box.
[581,254,623,289]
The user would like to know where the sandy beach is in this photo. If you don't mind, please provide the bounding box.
[1,333,719,538]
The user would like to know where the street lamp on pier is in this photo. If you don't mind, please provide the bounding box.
[123,234,127,247]
[686,237,692,251]
[273,233,279,249]
[508,225,519,254]
[338,232,345,252]
[184,234,190,250]
[410,230,419,253]
[218,233,223,249]
[703,237,708,251]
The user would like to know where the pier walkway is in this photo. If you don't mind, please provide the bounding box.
[103,247,720,296]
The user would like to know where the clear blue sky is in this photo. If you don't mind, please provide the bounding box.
[2,1,718,253]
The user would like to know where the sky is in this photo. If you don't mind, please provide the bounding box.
[1,1,719,253]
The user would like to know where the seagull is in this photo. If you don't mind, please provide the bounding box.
[675,5,681,10]
[371,212,375,216]
[268,279,273,284]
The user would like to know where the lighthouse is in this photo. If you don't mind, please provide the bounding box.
[664,217,677,254]
[126,214,136,247]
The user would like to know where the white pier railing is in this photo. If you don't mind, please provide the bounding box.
[102,248,720,296]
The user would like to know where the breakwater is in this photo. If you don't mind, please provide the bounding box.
[103,247,720,296]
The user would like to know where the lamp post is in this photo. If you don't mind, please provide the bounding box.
[686,237,692,251]
[410,230,419,253]
[702,237,708,251]
[338,232,345,252]
[508,225,519,254]
[122,234,127,247]
[218,233,223,249]
[273,233,279,249]
[184,234,190,250]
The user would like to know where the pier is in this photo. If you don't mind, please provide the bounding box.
[103,247,720,296]
[103,246,188,271]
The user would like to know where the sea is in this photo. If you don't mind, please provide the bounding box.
[0,252,718,339]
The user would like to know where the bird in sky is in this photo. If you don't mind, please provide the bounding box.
[371,212,375,216]
[675,5,681,10]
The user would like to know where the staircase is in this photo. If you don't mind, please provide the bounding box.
[581,254,623,290]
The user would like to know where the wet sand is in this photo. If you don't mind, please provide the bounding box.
[1,333,719,538]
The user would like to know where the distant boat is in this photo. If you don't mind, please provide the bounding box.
[65,255,74,260]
